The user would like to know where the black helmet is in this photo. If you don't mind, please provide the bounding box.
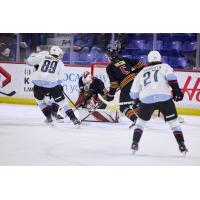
[106,47,119,61]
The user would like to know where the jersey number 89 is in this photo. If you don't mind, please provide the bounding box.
[41,60,58,73]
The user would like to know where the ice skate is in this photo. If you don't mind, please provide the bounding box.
[51,111,64,123]
[131,142,139,154]
[71,117,81,128]
[44,116,54,126]
[179,142,188,156]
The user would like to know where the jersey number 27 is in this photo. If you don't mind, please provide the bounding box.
[143,70,159,86]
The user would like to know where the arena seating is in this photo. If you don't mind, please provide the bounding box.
[61,33,198,69]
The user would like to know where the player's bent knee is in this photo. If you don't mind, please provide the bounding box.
[35,99,48,110]
[167,119,182,131]
[135,118,147,131]
[56,99,71,113]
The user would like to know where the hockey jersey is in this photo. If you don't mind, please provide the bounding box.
[130,63,177,103]
[27,51,64,88]
[106,57,144,95]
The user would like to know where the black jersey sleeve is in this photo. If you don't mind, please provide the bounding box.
[106,65,119,95]
[130,59,145,73]
[95,78,107,95]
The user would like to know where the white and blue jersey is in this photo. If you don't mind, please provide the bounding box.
[27,51,64,88]
[130,63,177,104]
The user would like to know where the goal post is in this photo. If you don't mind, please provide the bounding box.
[90,62,110,88]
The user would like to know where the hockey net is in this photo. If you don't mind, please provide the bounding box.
[90,62,110,88]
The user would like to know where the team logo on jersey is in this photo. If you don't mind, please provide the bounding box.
[114,60,126,67]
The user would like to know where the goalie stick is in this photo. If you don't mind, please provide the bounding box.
[98,94,134,106]
[98,94,138,128]
[80,102,104,122]
[0,90,16,96]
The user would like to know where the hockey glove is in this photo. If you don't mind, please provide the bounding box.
[106,93,114,101]
[133,99,140,110]
[172,90,184,102]
[168,80,184,102]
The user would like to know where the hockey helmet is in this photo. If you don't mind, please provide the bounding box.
[82,71,94,85]
[106,47,119,61]
[50,46,63,58]
[147,50,162,63]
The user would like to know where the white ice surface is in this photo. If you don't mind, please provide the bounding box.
[0,104,199,166]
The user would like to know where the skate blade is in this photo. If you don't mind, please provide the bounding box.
[44,120,54,126]
[181,150,188,157]
[75,124,81,129]
[132,149,137,155]
[56,119,64,123]
[45,122,54,126]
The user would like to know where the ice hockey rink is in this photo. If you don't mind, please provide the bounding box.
[0,103,199,166]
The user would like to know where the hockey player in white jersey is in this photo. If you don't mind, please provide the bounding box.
[130,50,188,154]
[26,46,81,126]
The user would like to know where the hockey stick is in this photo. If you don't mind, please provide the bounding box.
[98,94,139,128]
[80,102,104,122]
[0,90,16,96]
[63,91,80,111]
[98,94,134,106]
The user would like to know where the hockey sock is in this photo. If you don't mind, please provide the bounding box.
[42,106,51,118]
[124,109,137,123]
[173,131,184,144]
[51,103,59,113]
[66,109,76,120]
[133,128,143,143]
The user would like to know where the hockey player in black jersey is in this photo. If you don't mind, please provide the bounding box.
[105,48,145,124]
[75,71,108,110]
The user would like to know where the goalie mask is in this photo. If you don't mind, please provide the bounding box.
[82,71,94,86]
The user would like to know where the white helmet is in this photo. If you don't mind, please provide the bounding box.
[82,71,93,85]
[50,46,63,58]
[147,50,161,63]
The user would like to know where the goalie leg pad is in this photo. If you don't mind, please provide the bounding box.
[80,109,120,122]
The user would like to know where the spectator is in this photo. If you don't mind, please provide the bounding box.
[91,33,111,53]
[20,33,47,61]
[0,48,11,61]
[0,34,16,61]
[115,33,128,51]
[73,33,95,53]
